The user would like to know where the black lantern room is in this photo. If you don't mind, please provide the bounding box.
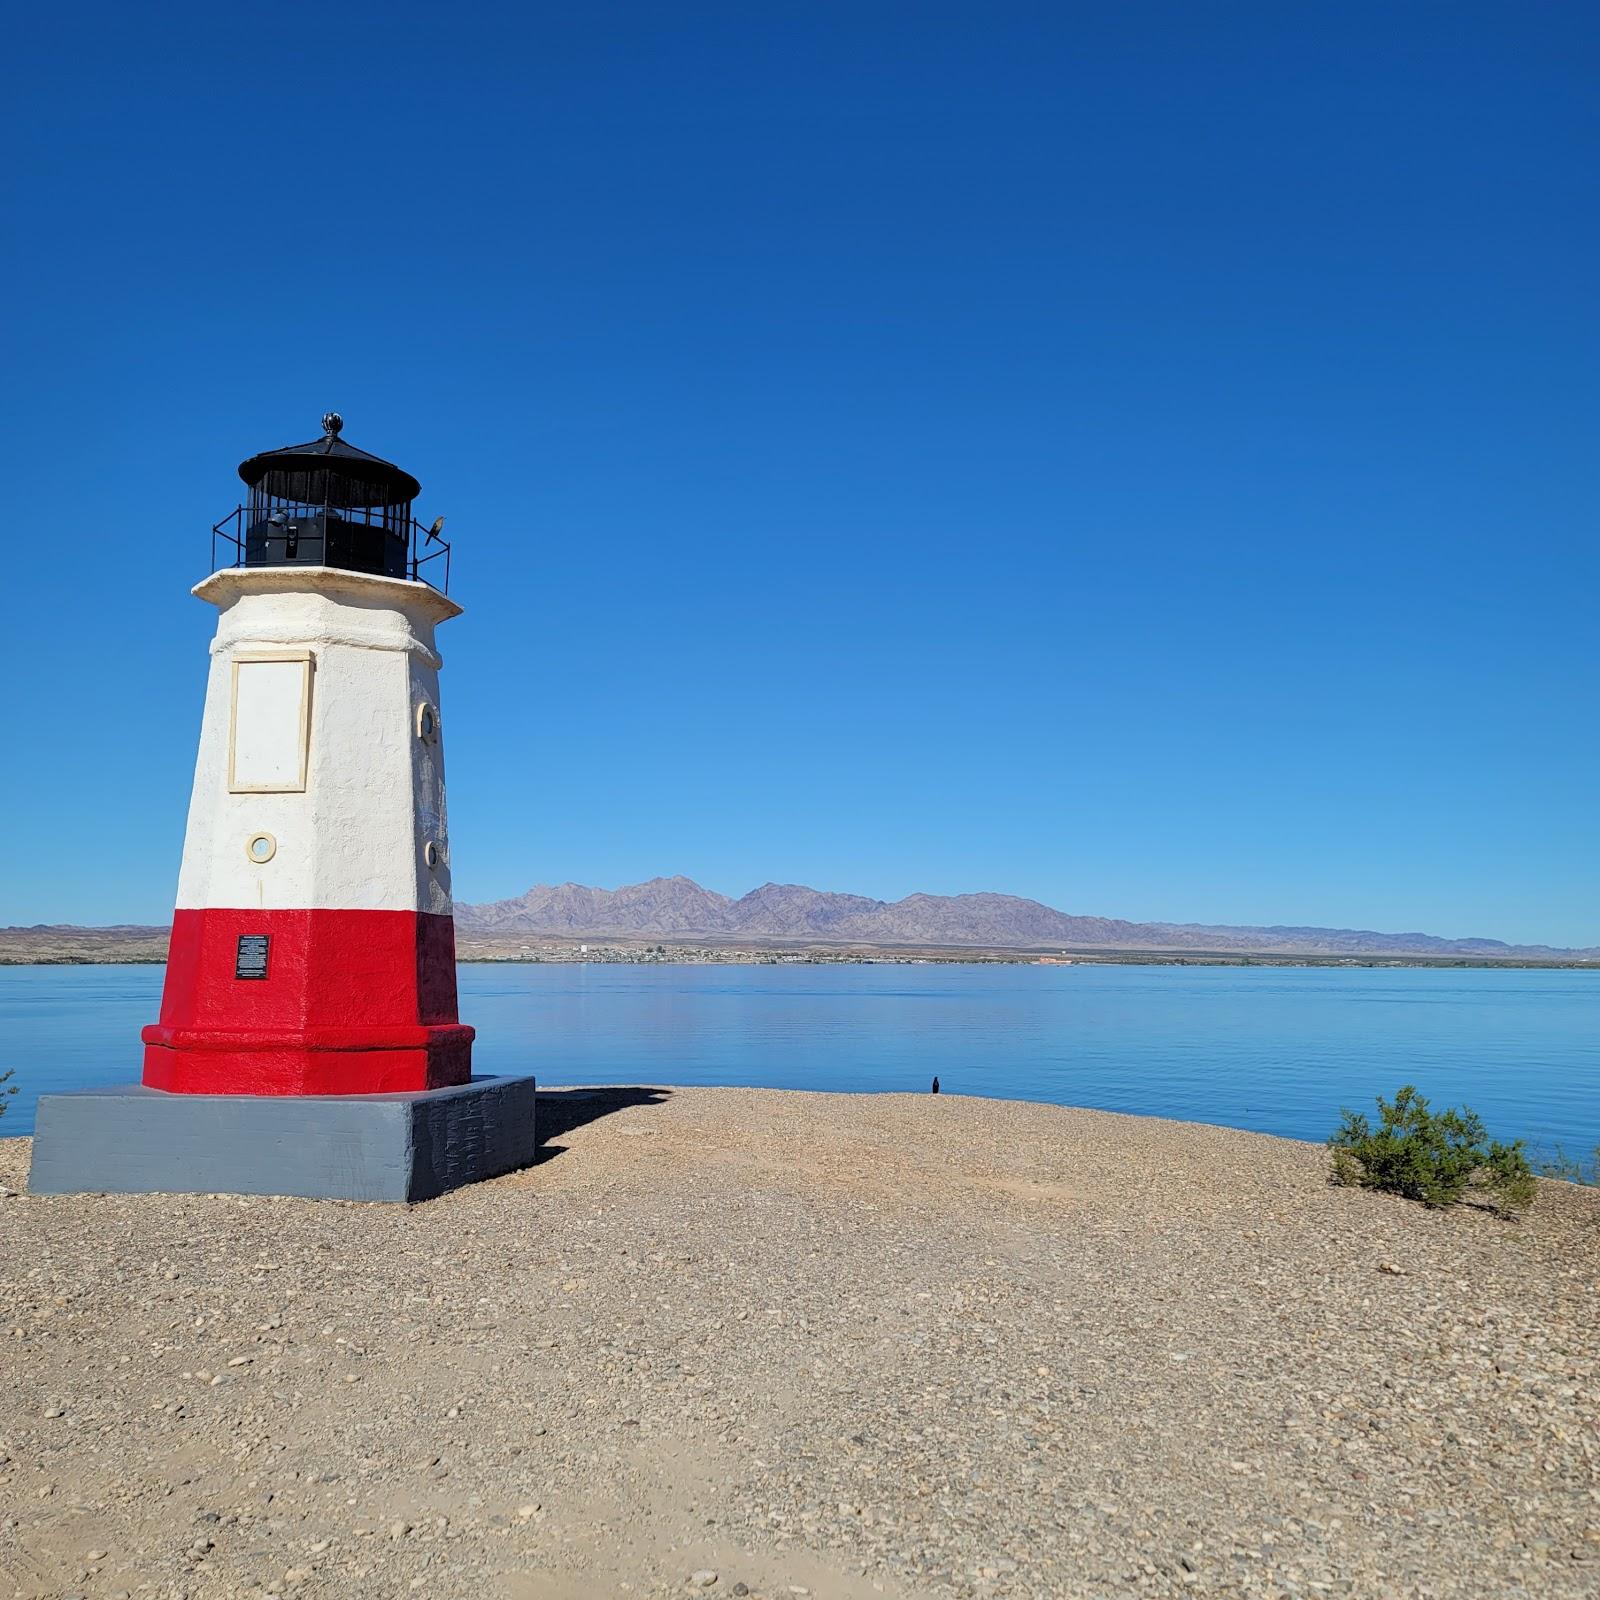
[232,414,428,583]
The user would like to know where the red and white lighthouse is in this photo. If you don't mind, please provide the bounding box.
[141,415,473,1095]
[29,415,533,1203]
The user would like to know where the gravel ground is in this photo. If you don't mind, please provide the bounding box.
[2,1086,1596,1600]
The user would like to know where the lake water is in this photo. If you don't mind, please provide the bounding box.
[2,962,1597,1160]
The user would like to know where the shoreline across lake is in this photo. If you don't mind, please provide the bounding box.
[2,1086,1597,1599]
[6,923,1600,971]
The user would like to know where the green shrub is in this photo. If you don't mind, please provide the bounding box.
[1329,1085,1536,1217]
[0,1067,13,1117]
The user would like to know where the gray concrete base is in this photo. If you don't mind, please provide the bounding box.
[27,1075,538,1203]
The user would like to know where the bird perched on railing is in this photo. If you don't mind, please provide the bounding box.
[426,516,446,544]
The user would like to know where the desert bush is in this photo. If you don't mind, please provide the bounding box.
[1329,1084,1536,1217]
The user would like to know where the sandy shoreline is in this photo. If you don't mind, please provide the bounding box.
[2,1087,1596,1599]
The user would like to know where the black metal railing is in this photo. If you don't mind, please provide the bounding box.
[210,506,452,594]
[212,507,245,570]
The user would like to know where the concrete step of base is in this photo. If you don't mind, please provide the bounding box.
[27,1075,538,1202]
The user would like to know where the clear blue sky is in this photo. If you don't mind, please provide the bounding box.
[4,2,1597,945]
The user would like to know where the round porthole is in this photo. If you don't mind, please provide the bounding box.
[424,840,441,869]
[245,832,277,864]
[416,702,438,741]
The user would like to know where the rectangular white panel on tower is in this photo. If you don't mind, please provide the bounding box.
[229,654,312,792]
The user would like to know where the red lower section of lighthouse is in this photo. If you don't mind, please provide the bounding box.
[141,908,474,1095]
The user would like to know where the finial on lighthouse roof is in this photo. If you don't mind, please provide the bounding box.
[321,411,344,439]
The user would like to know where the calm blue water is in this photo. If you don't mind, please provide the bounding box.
[2,962,1597,1159]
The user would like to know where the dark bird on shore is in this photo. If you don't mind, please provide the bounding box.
[931,1076,940,1094]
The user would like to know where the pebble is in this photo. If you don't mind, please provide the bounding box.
[687,1572,718,1588]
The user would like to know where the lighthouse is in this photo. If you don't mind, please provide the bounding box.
[29,416,536,1201]
[144,414,472,1097]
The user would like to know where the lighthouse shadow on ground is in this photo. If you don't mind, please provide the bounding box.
[533,1086,672,1166]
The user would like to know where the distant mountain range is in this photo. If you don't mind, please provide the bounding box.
[457,876,1599,959]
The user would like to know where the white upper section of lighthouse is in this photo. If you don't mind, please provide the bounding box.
[174,568,463,915]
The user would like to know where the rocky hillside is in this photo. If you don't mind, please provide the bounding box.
[456,876,1598,958]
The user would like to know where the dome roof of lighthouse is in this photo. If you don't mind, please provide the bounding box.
[238,413,421,508]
